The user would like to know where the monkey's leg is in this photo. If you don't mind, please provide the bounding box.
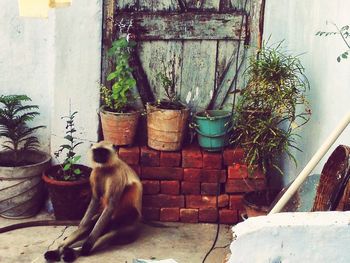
[44,214,100,262]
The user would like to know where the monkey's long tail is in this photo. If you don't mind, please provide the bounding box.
[0,220,79,234]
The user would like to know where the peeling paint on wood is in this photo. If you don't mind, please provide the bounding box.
[117,11,247,40]
[180,40,217,111]
[102,0,264,112]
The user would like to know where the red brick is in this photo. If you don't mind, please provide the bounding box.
[180,208,198,223]
[199,208,218,223]
[130,165,141,176]
[141,167,183,180]
[160,151,181,167]
[202,152,223,169]
[161,181,180,195]
[143,194,185,208]
[201,183,219,195]
[201,169,226,183]
[186,195,216,209]
[160,208,179,222]
[229,195,245,211]
[219,209,238,224]
[183,168,201,182]
[228,164,264,179]
[218,194,229,208]
[142,180,160,195]
[225,179,266,193]
[140,146,160,166]
[118,146,140,165]
[181,182,200,195]
[223,148,245,166]
[182,145,203,168]
[142,207,160,221]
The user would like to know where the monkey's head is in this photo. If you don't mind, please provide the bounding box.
[90,141,119,167]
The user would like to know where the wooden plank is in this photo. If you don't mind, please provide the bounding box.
[180,41,217,111]
[185,0,220,10]
[117,11,247,40]
[116,0,138,10]
[139,41,183,101]
[211,40,248,109]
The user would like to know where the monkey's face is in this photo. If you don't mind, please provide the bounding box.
[90,141,118,167]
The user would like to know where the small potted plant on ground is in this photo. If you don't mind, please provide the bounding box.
[231,42,312,217]
[100,36,140,146]
[146,58,189,151]
[42,110,91,220]
[0,95,51,218]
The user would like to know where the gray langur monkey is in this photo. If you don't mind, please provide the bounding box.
[44,140,143,262]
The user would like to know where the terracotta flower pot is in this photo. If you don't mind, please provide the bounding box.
[146,103,189,151]
[42,164,92,220]
[100,106,140,146]
[242,190,280,218]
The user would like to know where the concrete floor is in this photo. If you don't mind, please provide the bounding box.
[0,211,232,263]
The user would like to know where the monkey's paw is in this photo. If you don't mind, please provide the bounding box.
[44,250,60,262]
[81,240,93,256]
[62,247,77,262]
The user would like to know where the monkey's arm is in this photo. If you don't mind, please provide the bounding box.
[79,197,100,228]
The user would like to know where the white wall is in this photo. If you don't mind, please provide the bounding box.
[229,212,350,263]
[0,1,102,164]
[264,0,350,185]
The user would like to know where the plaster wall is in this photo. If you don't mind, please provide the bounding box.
[0,1,102,164]
[264,0,350,185]
[228,212,350,263]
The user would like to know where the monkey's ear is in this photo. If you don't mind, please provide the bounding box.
[112,144,119,152]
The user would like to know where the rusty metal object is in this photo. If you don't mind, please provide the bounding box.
[312,145,350,211]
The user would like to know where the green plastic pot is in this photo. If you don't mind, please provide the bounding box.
[194,110,232,152]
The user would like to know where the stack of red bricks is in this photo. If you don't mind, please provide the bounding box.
[117,144,266,225]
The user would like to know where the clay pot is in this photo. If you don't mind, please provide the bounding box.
[42,164,92,220]
[146,103,189,151]
[100,106,140,146]
[0,150,51,219]
[243,190,280,218]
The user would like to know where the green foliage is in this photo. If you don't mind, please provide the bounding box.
[154,56,183,110]
[232,43,311,176]
[54,110,85,181]
[316,23,350,62]
[101,37,137,112]
[0,95,44,165]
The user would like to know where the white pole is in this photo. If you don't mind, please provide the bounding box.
[269,112,350,214]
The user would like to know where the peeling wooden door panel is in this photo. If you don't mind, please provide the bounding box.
[117,12,247,40]
[139,41,183,101]
[180,41,217,111]
[185,0,220,10]
[102,0,265,112]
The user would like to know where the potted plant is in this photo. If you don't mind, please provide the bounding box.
[231,43,312,217]
[146,59,189,151]
[42,110,91,220]
[100,36,140,146]
[0,95,51,219]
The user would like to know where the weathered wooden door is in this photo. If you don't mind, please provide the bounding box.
[102,0,265,112]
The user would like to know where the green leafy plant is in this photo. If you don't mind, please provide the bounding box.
[0,95,44,166]
[232,42,311,177]
[154,56,184,110]
[316,23,350,62]
[101,37,137,112]
[54,110,85,181]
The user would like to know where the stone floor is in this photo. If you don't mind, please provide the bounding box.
[0,211,232,263]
